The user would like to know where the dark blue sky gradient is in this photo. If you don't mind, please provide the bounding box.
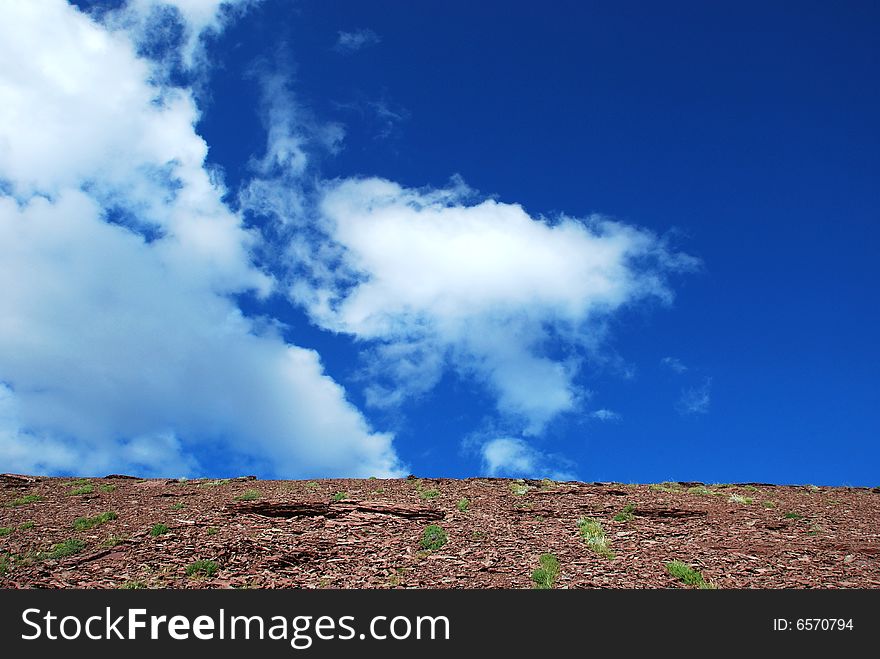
[190,1,878,484]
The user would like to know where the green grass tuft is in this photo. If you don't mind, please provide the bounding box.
[150,523,169,537]
[614,503,636,522]
[73,511,118,531]
[19,521,35,530]
[0,527,12,537]
[420,524,448,551]
[456,498,470,513]
[44,538,86,560]
[234,489,260,502]
[331,491,347,502]
[100,484,117,493]
[419,488,441,500]
[728,494,753,505]
[666,560,716,589]
[8,494,42,507]
[186,559,218,578]
[578,517,614,559]
[120,580,147,589]
[71,484,94,495]
[784,512,804,520]
[531,553,560,589]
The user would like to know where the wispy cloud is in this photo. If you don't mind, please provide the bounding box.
[677,378,712,415]
[480,437,577,481]
[590,409,621,422]
[660,356,688,373]
[334,28,380,54]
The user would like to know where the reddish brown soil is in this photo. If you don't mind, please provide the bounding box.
[2,474,879,588]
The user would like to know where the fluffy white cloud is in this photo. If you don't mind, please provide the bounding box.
[480,437,576,481]
[590,409,621,422]
[294,177,697,434]
[0,1,402,477]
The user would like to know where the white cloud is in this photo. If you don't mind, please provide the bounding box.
[677,377,712,415]
[661,356,688,373]
[290,177,697,434]
[480,437,576,481]
[334,28,380,54]
[0,1,402,478]
[590,409,621,421]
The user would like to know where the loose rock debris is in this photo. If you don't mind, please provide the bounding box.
[1,477,878,588]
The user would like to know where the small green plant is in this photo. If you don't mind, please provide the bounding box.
[420,524,448,550]
[688,486,713,496]
[102,536,125,547]
[742,485,758,492]
[150,523,169,537]
[71,484,94,495]
[762,500,777,508]
[0,553,9,574]
[805,484,821,493]
[206,527,218,535]
[510,481,530,496]
[649,482,681,493]
[613,503,636,522]
[304,481,319,490]
[44,538,86,560]
[0,527,12,537]
[19,521,35,530]
[186,559,218,578]
[578,517,614,559]
[419,488,441,500]
[120,580,147,589]
[665,561,715,589]
[100,484,117,493]
[234,489,260,502]
[728,494,753,505]
[784,512,804,520]
[73,511,118,531]
[456,497,470,513]
[531,553,560,589]
[9,494,42,507]
[540,478,556,489]
[170,501,186,510]
[331,491,347,502]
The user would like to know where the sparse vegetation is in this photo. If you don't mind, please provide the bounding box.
[200,479,230,487]
[419,488,441,500]
[531,553,560,589]
[650,482,681,493]
[304,481,319,490]
[728,494,753,505]
[186,559,218,578]
[540,479,556,489]
[420,524,448,551]
[100,484,117,493]
[688,486,713,496]
[8,494,42,507]
[743,485,758,492]
[120,580,147,589]
[666,560,716,589]
[784,512,804,520]
[456,498,470,513]
[71,483,94,495]
[170,501,186,510]
[805,484,821,493]
[613,503,636,522]
[150,523,169,537]
[510,481,531,496]
[763,500,777,508]
[73,511,118,531]
[0,527,12,537]
[578,517,614,559]
[206,526,218,535]
[19,521,35,530]
[102,536,125,547]
[234,489,260,502]
[0,553,9,574]
[44,538,86,560]
[331,491,347,502]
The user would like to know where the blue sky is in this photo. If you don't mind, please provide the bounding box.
[0,1,877,485]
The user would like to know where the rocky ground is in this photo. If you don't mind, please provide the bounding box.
[1,474,878,588]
